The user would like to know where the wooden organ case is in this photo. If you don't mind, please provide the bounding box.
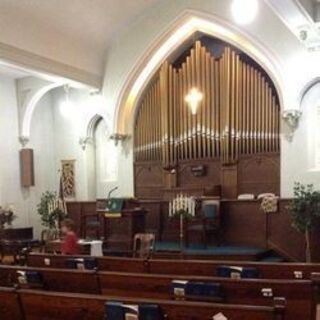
[134,37,280,200]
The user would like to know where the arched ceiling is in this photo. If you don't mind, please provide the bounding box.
[0,0,318,88]
[0,0,161,86]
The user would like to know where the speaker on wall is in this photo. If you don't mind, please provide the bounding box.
[20,148,35,187]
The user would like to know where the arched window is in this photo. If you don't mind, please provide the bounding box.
[303,82,320,171]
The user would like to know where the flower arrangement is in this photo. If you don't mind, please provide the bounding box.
[37,191,67,230]
[169,194,196,219]
[0,205,16,230]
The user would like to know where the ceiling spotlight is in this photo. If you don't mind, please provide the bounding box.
[231,0,258,25]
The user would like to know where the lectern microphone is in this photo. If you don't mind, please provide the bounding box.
[107,186,118,199]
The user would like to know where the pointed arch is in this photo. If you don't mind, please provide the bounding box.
[114,10,285,135]
[299,77,320,106]
[20,81,63,140]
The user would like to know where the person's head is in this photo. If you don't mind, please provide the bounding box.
[61,218,75,235]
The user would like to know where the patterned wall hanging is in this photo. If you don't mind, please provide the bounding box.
[61,160,76,199]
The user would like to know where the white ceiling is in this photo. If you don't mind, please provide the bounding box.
[0,0,160,55]
[0,63,30,79]
[0,0,317,83]
[267,0,320,50]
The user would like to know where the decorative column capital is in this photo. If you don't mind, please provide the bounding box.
[79,137,93,150]
[19,136,30,147]
[109,133,130,146]
[282,109,302,141]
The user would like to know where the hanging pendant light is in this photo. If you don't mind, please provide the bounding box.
[185,87,203,115]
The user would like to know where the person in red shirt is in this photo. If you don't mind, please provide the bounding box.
[61,219,79,255]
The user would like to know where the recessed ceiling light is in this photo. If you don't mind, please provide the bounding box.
[231,0,258,25]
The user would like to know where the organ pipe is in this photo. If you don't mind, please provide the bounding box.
[134,41,280,165]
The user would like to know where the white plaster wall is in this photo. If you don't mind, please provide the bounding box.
[49,87,120,201]
[0,75,55,236]
[281,82,320,196]
[94,119,131,198]
[2,0,318,213]
[51,88,92,201]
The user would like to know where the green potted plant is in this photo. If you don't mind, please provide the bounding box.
[37,191,66,236]
[288,182,320,262]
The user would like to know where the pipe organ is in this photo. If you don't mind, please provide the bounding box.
[134,39,280,199]
[134,41,280,167]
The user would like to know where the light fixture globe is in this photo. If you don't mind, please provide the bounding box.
[185,88,203,115]
[231,0,258,25]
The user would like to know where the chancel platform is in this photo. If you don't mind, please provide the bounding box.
[66,197,320,262]
[153,242,276,261]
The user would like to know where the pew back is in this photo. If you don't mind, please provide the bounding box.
[19,289,285,320]
[98,271,313,320]
[0,265,100,294]
[0,287,24,320]
[0,264,313,319]
[27,252,320,279]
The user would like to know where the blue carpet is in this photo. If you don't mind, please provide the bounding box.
[155,241,266,256]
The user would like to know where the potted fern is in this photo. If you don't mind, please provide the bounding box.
[288,182,320,262]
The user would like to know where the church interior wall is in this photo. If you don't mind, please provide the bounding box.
[281,82,320,197]
[0,74,55,236]
[0,0,319,237]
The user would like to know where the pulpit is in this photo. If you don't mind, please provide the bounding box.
[97,198,146,252]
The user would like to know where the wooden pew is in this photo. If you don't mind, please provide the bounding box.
[148,258,320,280]
[0,265,100,294]
[98,270,314,320]
[0,264,306,319]
[27,252,148,273]
[0,263,305,318]
[27,252,320,280]
[0,287,24,320]
[18,288,286,320]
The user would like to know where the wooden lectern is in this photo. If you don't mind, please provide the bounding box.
[96,198,146,252]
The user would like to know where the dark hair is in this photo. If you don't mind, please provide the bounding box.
[61,218,75,231]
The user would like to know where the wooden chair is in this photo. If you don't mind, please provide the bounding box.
[186,199,221,248]
[81,213,101,240]
[40,229,60,253]
[133,233,155,258]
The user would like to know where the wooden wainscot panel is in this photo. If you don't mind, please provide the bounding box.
[268,199,306,262]
[139,200,165,238]
[178,159,221,189]
[66,201,97,236]
[221,199,267,248]
[134,162,163,199]
[221,164,238,198]
[238,154,280,196]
